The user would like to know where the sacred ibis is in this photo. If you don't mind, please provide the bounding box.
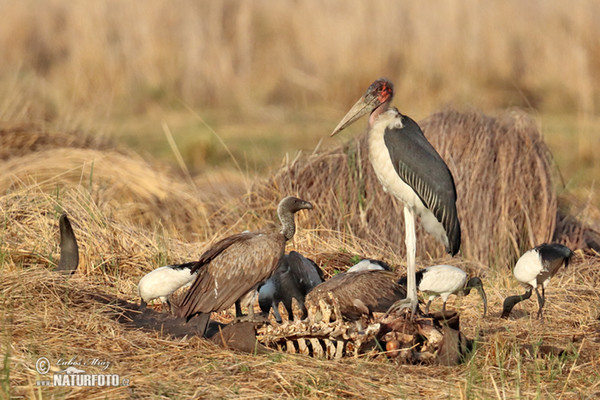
[331,78,460,314]
[501,243,573,319]
[347,258,391,273]
[138,262,198,312]
[400,264,487,316]
[176,197,313,336]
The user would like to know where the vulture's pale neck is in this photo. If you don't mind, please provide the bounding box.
[278,205,296,241]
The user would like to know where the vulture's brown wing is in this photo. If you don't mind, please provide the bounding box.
[178,232,285,318]
[306,270,406,320]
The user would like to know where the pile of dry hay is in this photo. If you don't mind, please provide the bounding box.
[249,109,598,267]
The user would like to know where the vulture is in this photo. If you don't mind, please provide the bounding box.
[258,251,323,323]
[176,196,313,335]
[305,270,406,321]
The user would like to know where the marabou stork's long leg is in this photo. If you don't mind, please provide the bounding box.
[403,206,418,313]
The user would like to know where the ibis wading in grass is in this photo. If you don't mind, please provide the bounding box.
[331,78,461,313]
[177,196,313,336]
[138,262,198,312]
[400,264,487,316]
[501,243,573,319]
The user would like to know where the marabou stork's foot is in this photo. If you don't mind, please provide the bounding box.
[384,298,421,320]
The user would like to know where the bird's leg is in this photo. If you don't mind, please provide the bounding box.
[535,287,545,319]
[442,301,447,312]
[271,301,283,324]
[403,206,418,315]
[235,299,244,318]
[140,299,147,310]
[165,298,172,314]
[424,299,432,314]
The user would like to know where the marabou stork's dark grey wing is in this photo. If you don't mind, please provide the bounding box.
[536,243,573,272]
[177,231,285,319]
[383,113,461,255]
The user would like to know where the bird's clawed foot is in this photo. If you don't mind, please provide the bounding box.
[385,298,421,320]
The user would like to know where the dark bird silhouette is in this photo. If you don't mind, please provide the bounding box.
[258,251,323,323]
[502,243,573,319]
[176,196,313,336]
[56,213,79,274]
[305,270,406,321]
[331,78,460,313]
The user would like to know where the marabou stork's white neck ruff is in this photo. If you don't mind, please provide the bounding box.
[502,243,573,319]
[403,264,487,317]
[331,78,461,312]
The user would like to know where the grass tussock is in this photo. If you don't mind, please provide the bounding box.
[253,109,562,267]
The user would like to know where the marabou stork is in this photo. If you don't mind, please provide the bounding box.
[501,243,573,319]
[305,270,407,321]
[347,258,391,273]
[399,264,487,316]
[177,196,313,335]
[331,78,461,313]
[138,262,198,312]
[258,251,323,323]
[56,213,79,274]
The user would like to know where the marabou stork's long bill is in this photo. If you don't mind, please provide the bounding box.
[331,78,461,313]
[177,197,313,335]
[501,243,573,319]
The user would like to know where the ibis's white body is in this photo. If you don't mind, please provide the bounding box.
[347,259,387,273]
[418,264,467,303]
[513,248,555,289]
[138,265,198,304]
[368,111,450,249]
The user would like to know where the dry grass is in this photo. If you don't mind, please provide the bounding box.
[1,110,600,398]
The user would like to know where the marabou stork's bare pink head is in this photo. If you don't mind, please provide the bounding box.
[330,78,394,136]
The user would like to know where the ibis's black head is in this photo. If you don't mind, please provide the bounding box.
[501,288,533,319]
[331,78,394,136]
[464,277,487,317]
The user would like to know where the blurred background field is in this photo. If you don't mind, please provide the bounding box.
[2,1,600,399]
[0,0,599,204]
